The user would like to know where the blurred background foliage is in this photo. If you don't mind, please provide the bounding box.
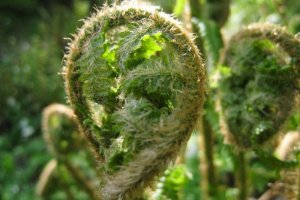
[0,0,299,199]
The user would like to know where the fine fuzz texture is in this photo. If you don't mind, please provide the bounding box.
[220,23,300,149]
[63,2,205,199]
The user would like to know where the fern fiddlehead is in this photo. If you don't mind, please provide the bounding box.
[41,103,99,200]
[220,23,300,149]
[43,104,83,157]
[63,2,205,199]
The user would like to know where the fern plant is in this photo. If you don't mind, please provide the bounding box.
[37,2,300,200]
[38,104,99,200]
[63,2,205,199]
[217,22,300,200]
[220,23,300,149]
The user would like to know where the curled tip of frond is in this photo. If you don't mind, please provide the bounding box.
[63,2,205,199]
[42,104,75,122]
[233,22,300,66]
[220,22,300,149]
[42,104,78,156]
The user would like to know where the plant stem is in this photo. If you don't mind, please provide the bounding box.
[206,0,231,27]
[188,0,205,55]
[298,166,300,200]
[237,151,247,200]
[189,0,202,19]
[204,117,217,196]
[64,159,100,200]
[198,117,217,199]
[57,165,76,200]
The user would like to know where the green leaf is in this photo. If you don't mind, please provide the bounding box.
[102,44,119,63]
[138,32,163,59]
[125,32,165,69]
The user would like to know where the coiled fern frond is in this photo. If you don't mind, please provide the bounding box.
[43,104,84,156]
[41,103,99,200]
[220,23,300,149]
[63,2,205,199]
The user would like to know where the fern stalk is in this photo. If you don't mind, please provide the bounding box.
[236,151,247,200]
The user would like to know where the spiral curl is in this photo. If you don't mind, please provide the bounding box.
[42,103,99,200]
[220,23,300,149]
[42,104,83,156]
[63,2,205,199]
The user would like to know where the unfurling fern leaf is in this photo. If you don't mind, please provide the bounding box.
[220,23,300,149]
[63,2,205,199]
[41,104,99,200]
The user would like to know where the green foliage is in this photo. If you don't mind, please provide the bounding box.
[255,149,299,170]
[128,32,165,64]
[1,0,300,200]
[0,2,87,200]
[0,138,50,200]
[154,166,189,200]
[193,18,224,68]
[173,0,186,17]
[287,112,300,131]
[183,135,202,200]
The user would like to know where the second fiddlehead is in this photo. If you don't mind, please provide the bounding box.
[220,23,300,149]
[42,103,99,200]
